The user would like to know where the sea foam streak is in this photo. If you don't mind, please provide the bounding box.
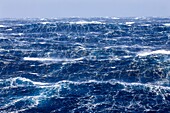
[23,57,84,62]
[137,50,170,57]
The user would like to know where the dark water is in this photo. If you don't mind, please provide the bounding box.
[0,17,170,113]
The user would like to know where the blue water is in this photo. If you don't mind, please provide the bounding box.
[0,17,170,113]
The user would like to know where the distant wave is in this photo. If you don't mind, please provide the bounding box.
[69,21,105,25]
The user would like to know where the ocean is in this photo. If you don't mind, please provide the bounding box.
[0,17,170,113]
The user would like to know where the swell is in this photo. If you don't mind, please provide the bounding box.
[0,77,170,112]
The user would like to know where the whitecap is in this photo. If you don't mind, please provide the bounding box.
[125,22,135,25]
[140,24,150,26]
[6,28,12,31]
[28,72,40,76]
[0,77,51,88]
[11,33,24,36]
[69,21,105,25]
[123,56,132,58]
[134,17,140,20]
[0,25,6,27]
[40,22,50,25]
[0,48,5,51]
[137,50,170,57]
[104,46,113,49]
[13,77,49,86]
[111,17,120,19]
[0,37,7,39]
[40,18,46,21]
[163,23,170,27]
[23,57,84,62]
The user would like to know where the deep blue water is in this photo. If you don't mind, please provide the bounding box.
[0,17,170,113]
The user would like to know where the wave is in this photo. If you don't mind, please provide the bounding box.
[1,76,169,88]
[0,77,170,112]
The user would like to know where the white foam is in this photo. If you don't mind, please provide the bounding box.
[23,57,84,62]
[0,37,7,39]
[39,42,46,44]
[111,17,120,19]
[57,79,170,91]
[11,33,24,36]
[108,80,170,91]
[110,67,116,69]
[123,56,132,58]
[0,25,6,27]
[40,18,46,21]
[104,46,113,49]
[163,23,170,27]
[134,17,140,20]
[137,50,170,57]
[125,22,135,25]
[0,49,5,51]
[18,33,23,36]
[140,24,150,26]
[16,24,24,26]
[40,22,50,25]
[9,77,50,87]
[29,72,40,76]
[70,21,104,25]
[6,28,12,31]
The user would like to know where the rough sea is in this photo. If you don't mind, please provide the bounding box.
[0,17,170,113]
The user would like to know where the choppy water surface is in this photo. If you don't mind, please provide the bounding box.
[0,17,170,113]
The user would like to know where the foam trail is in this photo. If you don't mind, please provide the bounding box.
[23,57,84,62]
[137,50,170,57]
